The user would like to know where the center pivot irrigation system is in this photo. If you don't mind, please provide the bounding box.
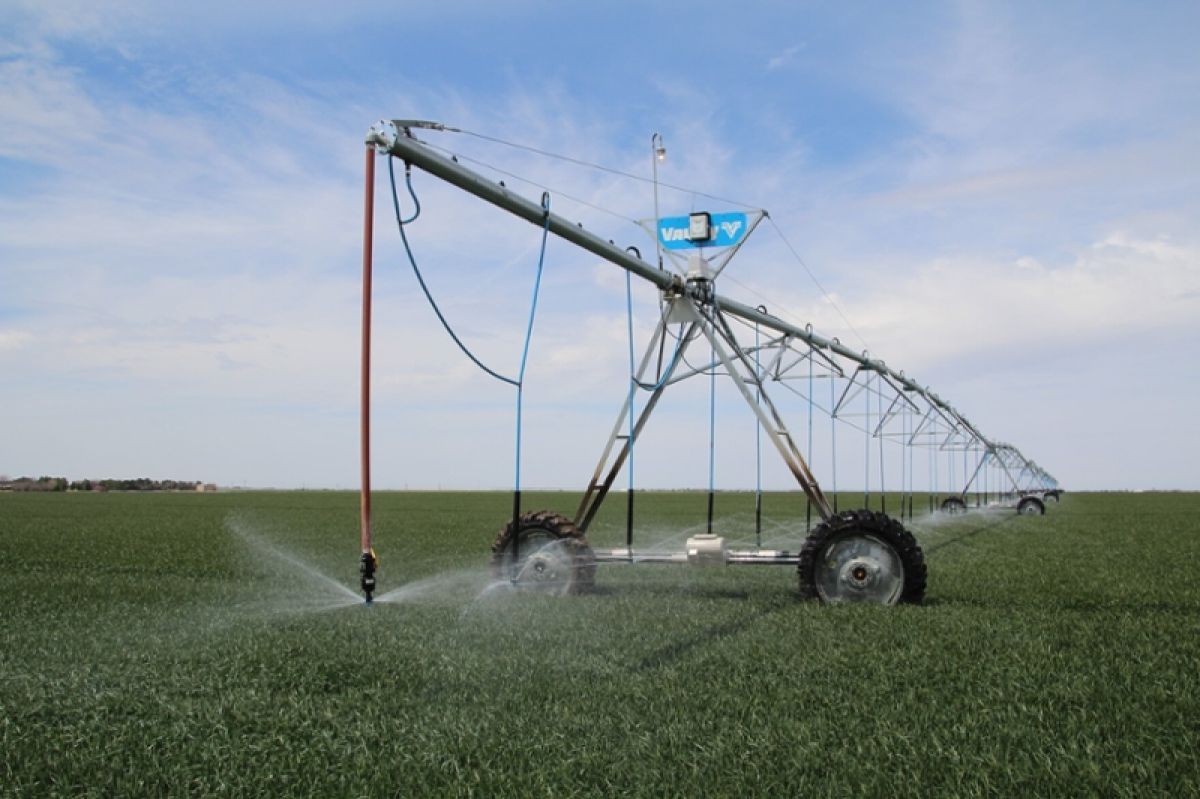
[355,119,1060,606]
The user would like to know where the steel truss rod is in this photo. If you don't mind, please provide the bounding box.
[961,447,991,496]
[574,294,833,531]
[574,319,699,533]
[702,299,832,518]
[370,120,1056,492]
[987,443,1056,495]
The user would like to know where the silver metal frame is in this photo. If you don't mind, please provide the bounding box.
[369,120,1060,550]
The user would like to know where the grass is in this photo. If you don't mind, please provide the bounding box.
[1,490,1198,797]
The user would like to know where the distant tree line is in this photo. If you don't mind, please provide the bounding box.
[0,476,214,492]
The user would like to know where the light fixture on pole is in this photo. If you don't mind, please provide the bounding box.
[651,132,666,270]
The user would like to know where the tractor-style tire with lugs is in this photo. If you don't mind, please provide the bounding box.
[798,509,926,605]
[941,496,968,515]
[1017,496,1046,516]
[491,510,596,595]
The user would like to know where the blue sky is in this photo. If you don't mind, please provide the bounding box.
[2,0,1198,490]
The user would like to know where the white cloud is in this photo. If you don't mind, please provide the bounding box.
[766,44,803,72]
[861,231,1199,367]
[0,330,34,351]
[0,56,108,160]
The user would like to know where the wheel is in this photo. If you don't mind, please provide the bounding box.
[490,510,596,595]
[1017,496,1045,516]
[940,496,968,515]
[1045,491,1061,503]
[798,510,926,605]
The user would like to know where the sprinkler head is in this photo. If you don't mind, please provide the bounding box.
[359,550,377,604]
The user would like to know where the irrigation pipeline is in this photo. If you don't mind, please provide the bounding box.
[371,121,1018,460]
[359,147,377,602]
[358,121,1059,581]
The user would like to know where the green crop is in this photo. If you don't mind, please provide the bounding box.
[1,491,1197,796]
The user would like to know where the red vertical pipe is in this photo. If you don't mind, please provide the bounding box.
[360,146,375,554]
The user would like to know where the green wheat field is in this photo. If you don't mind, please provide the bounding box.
[2,490,1197,797]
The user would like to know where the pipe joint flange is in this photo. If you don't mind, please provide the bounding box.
[367,119,399,152]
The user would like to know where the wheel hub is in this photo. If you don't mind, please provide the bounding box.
[512,540,574,593]
[814,532,905,604]
[843,558,877,589]
[523,551,561,581]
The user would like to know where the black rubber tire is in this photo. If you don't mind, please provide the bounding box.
[1017,496,1046,516]
[1045,490,1061,503]
[490,510,596,594]
[798,509,926,605]
[940,496,968,515]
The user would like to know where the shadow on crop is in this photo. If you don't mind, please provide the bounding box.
[590,582,754,602]
[628,599,793,673]
[921,513,1018,555]
[928,594,1200,617]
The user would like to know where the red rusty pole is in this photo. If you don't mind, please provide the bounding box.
[359,146,377,600]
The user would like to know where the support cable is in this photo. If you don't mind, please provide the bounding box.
[766,217,870,352]
[456,128,760,211]
[423,141,640,226]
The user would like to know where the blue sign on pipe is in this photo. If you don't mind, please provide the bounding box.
[658,211,749,250]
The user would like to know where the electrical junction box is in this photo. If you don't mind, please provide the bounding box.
[686,534,727,566]
[686,254,715,282]
[688,212,712,242]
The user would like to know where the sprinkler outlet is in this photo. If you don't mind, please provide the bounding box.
[359,550,377,603]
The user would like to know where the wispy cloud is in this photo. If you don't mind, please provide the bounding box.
[766,43,803,72]
[0,330,33,351]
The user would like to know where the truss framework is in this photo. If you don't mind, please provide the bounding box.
[368,120,1060,527]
